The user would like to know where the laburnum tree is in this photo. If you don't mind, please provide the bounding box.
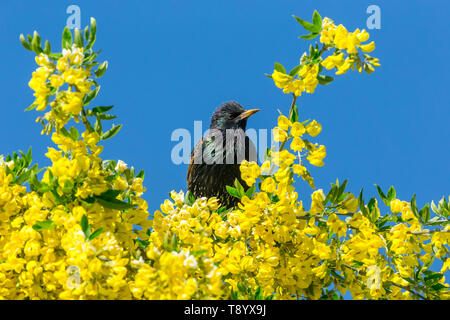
[0,11,449,300]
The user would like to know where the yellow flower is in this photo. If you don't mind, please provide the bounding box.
[284,79,305,96]
[293,164,306,176]
[310,190,325,215]
[240,160,261,186]
[306,120,322,137]
[273,127,288,142]
[359,41,376,53]
[327,213,347,237]
[291,122,306,137]
[335,57,355,75]
[321,53,345,70]
[278,115,291,131]
[272,70,293,89]
[57,57,68,72]
[49,74,64,88]
[307,145,326,167]
[342,194,358,213]
[299,64,319,93]
[261,177,276,193]
[290,137,305,152]
[390,199,403,213]
[356,29,370,42]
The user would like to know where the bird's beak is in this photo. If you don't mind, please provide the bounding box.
[238,108,260,120]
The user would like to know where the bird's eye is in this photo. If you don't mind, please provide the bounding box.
[228,112,240,119]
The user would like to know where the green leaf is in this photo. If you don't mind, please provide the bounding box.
[234,179,245,197]
[163,232,170,251]
[254,286,263,300]
[375,184,390,206]
[387,186,396,202]
[323,185,335,205]
[431,283,446,291]
[170,233,178,251]
[358,188,369,216]
[32,220,55,232]
[100,189,121,199]
[15,170,31,185]
[411,194,419,219]
[62,179,73,193]
[31,31,43,54]
[185,190,195,206]
[95,196,135,210]
[43,40,51,55]
[95,117,102,134]
[59,127,75,140]
[289,65,302,76]
[84,26,90,40]
[98,114,117,120]
[299,33,319,40]
[62,27,72,50]
[74,28,83,48]
[26,147,32,165]
[85,17,97,51]
[420,204,430,223]
[274,62,286,74]
[337,179,348,201]
[293,15,321,33]
[245,185,256,198]
[136,170,145,180]
[317,74,334,85]
[25,103,37,112]
[226,186,241,199]
[289,104,299,123]
[431,200,439,215]
[48,53,63,61]
[69,127,79,141]
[83,86,101,106]
[95,61,108,77]
[92,105,114,114]
[367,197,376,212]
[85,117,95,133]
[81,215,91,238]
[312,10,322,29]
[20,34,32,51]
[89,227,103,240]
[423,271,444,282]
[101,124,122,140]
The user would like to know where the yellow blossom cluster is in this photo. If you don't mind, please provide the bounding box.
[320,17,380,74]
[2,13,449,300]
[29,47,94,134]
[272,63,320,97]
[271,14,381,97]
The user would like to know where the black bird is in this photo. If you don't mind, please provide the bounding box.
[187,101,259,208]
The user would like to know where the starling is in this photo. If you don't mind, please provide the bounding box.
[187,101,259,208]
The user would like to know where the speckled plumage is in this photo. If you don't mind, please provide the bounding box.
[187,101,258,208]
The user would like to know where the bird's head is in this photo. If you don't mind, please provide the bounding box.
[210,101,259,131]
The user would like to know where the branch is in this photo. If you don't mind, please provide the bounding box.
[341,264,427,300]
[408,229,450,235]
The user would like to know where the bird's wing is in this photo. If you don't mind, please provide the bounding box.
[187,137,203,185]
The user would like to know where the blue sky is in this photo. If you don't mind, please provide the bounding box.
[1,0,449,215]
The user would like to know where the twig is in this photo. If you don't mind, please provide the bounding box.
[408,229,450,235]
[341,264,427,300]
[390,282,427,300]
